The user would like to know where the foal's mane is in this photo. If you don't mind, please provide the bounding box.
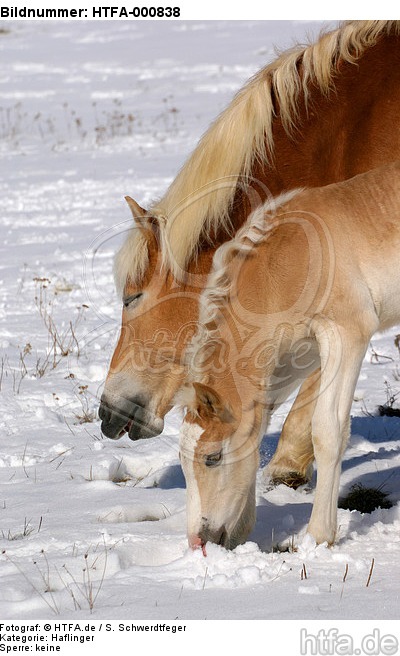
[186,190,302,373]
[115,20,399,290]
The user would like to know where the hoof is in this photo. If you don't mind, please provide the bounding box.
[269,471,310,489]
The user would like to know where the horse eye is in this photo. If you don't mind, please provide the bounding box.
[123,293,143,309]
[204,451,222,467]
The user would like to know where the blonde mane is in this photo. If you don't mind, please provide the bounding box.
[116,20,399,290]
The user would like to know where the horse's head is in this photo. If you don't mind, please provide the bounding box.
[179,382,259,553]
[99,197,201,441]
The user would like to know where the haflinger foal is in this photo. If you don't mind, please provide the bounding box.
[178,161,400,553]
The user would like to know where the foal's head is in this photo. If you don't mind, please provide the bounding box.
[179,382,259,553]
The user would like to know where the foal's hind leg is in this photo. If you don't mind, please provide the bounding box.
[266,370,319,488]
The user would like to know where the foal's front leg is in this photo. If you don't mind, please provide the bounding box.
[307,325,370,545]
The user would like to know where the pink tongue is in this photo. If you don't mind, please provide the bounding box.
[189,536,207,557]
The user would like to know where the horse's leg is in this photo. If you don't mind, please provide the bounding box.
[306,324,370,545]
[266,370,320,488]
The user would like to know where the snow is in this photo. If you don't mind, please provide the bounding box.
[1,19,400,624]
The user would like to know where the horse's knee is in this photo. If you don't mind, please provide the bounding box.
[312,410,350,459]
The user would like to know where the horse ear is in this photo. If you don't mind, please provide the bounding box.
[125,196,147,222]
[125,196,164,234]
[193,382,233,422]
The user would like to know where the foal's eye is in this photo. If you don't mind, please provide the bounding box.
[123,293,143,309]
[204,451,222,467]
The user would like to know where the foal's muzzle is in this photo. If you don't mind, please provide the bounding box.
[189,524,228,555]
[99,394,164,441]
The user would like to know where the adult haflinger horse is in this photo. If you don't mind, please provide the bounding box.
[179,161,400,552]
[99,21,400,489]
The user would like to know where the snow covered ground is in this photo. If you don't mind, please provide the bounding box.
[0,19,400,623]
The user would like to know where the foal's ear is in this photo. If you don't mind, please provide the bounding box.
[193,382,233,422]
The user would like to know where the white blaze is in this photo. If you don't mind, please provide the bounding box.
[179,421,204,538]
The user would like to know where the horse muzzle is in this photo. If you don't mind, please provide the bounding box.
[189,524,228,556]
[98,394,164,441]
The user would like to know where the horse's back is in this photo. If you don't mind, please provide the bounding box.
[232,162,400,333]
[280,162,400,330]
[283,161,400,239]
